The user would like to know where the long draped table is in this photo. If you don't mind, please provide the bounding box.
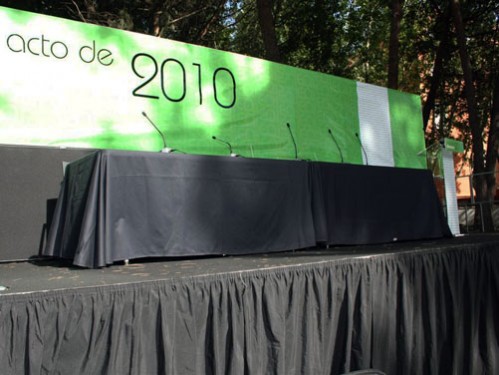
[44,150,451,267]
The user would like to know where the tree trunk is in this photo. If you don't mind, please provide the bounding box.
[197,1,226,42]
[387,0,404,89]
[482,75,499,229]
[422,17,450,131]
[84,0,97,17]
[485,75,499,175]
[451,0,493,230]
[256,0,281,62]
[490,76,499,164]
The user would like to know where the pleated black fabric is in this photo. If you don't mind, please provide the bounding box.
[3,244,498,374]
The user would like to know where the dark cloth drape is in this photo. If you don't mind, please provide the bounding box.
[44,151,451,268]
[45,151,316,267]
[310,162,451,244]
[2,243,498,374]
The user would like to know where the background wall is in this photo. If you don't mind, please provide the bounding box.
[0,145,94,261]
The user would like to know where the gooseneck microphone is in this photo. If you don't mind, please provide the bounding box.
[212,135,238,157]
[355,132,369,165]
[286,122,298,160]
[417,142,440,156]
[328,128,344,163]
[141,111,173,153]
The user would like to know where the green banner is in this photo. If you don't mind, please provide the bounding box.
[0,6,426,168]
[444,138,464,153]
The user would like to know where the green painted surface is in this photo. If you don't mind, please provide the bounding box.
[444,138,464,153]
[0,6,425,168]
[388,88,427,168]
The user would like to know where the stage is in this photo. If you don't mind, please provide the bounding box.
[1,7,485,373]
[1,234,498,374]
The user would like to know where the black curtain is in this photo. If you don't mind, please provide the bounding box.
[2,243,498,374]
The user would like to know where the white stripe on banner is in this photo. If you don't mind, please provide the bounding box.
[356,82,394,167]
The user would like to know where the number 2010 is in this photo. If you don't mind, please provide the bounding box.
[131,53,237,109]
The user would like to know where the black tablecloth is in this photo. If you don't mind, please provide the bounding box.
[44,151,317,267]
[44,150,451,267]
[311,162,451,244]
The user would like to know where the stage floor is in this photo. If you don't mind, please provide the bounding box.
[1,233,498,295]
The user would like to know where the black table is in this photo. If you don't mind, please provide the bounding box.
[44,150,450,267]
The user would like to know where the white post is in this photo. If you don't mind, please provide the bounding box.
[441,149,460,235]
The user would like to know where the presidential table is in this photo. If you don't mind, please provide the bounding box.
[44,150,450,267]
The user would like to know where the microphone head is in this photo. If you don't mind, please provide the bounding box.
[212,135,216,140]
[355,132,359,137]
[141,111,146,117]
[328,129,332,134]
[286,123,291,128]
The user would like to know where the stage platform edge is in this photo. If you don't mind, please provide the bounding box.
[1,234,498,375]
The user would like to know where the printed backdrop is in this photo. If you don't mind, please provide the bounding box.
[0,6,426,168]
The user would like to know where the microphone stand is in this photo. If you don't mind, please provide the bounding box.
[328,128,344,163]
[355,132,369,165]
[142,111,174,153]
[212,136,238,157]
[286,123,298,160]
